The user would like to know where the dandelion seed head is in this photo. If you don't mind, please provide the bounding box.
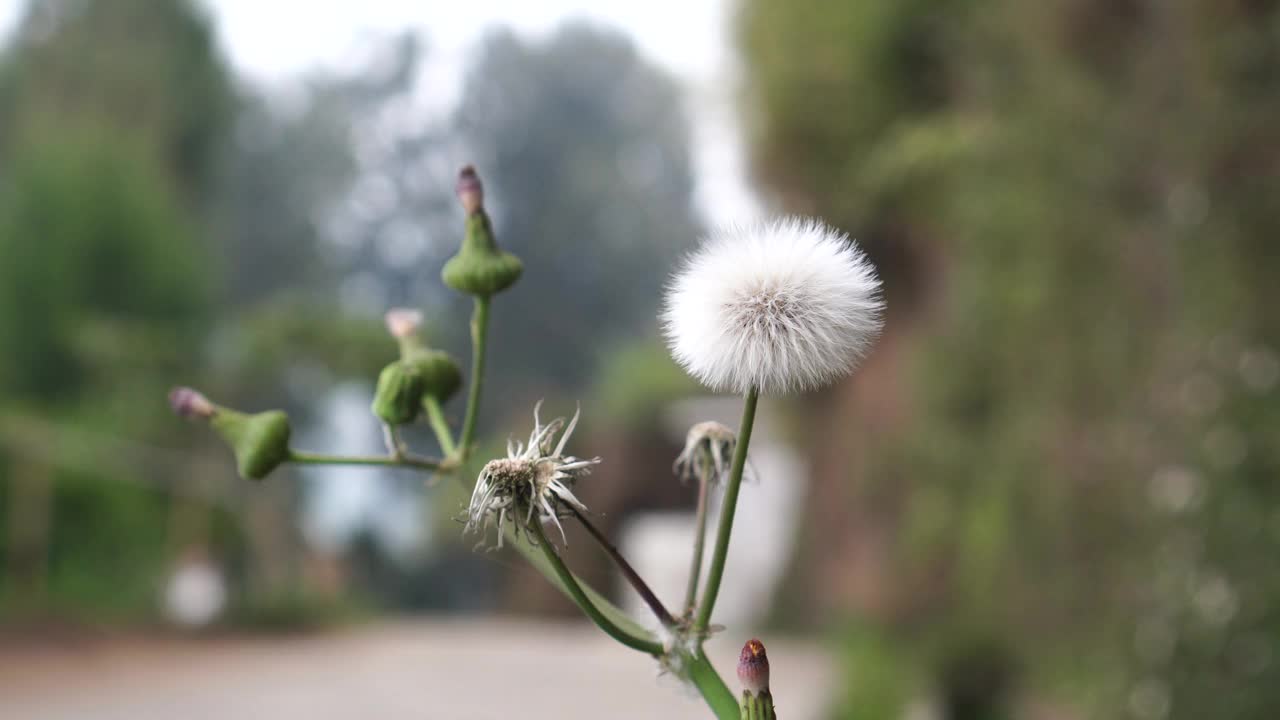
[663,217,884,395]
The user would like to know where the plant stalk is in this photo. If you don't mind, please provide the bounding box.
[567,504,677,628]
[287,450,439,472]
[683,458,712,616]
[694,386,759,635]
[457,295,491,459]
[529,520,664,656]
[423,396,457,457]
[686,649,740,720]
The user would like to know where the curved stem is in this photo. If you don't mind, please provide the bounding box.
[683,462,712,616]
[567,504,677,628]
[529,520,664,656]
[287,450,439,472]
[694,386,759,635]
[457,295,491,460]
[423,396,457,457]
[686,649,740,720]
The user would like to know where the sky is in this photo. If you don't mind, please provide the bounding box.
[0,0,759,225]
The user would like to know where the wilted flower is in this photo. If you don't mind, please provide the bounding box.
[662,217,884,395]
[673,421,736,484]
[465,403,600,548]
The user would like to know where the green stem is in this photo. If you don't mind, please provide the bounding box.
[457,295,491,460]
[687,649,740,720]
[423,396,457,457]
[567,504,677,628]
[529,520,664,656]
[694,386,759,635]
[287,450,439,472]
[683,461,712,616]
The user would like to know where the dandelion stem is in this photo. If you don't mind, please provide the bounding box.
[694,385,759,635]
[287,450,440,472]
[423,396,457,457]
[457,295,491,460]
[567,504,677,628]
[683,456,712,616]
[528,520,664,656]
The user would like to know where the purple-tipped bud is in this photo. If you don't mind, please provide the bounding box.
[384,308,424,340]
[456,165,484,215]
[738,638,771,695]
[169,386,215,420]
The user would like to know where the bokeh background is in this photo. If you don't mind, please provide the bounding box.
[1,1,1278,718]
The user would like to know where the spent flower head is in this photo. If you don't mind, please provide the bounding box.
[663,217,884,395]
[465,403,600,548]
[673,421,736,484]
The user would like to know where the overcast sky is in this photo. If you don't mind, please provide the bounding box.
[0,0,760,224]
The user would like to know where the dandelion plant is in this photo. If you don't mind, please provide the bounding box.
[170,166,883,719]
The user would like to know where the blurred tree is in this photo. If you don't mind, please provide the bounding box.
[0,0,228,619]
[739,0,1280,718]
[453,23,702,405]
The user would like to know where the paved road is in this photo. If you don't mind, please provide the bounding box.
[0,619,835,719]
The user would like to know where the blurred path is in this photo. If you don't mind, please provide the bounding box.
[0,619,835,719]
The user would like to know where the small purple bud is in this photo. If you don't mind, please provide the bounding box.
[169,386,215,420]
[456,165,484,215]
[738,638,770,695]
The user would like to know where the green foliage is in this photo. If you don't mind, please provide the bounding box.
[0,134,208,402]
[592,338,699,428]
[740,0,1280,716]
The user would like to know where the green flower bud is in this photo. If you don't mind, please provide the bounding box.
[383,308,464,403]
[441,166,522,297]
[210,408,292,481]
[404,348,462,402]
[171,386,292,481]
[372,360,426,426]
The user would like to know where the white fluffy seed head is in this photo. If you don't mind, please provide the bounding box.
[662,217,884,396]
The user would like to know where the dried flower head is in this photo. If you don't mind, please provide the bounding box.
[465,403,600,548]
[673,421,736,484]
[384,308,424,340]
[662,217,884,395]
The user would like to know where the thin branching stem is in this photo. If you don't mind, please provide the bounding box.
[683,458,712,616]
[528,520,664,656]
[423,396,457,457]
[694,385,759,635]
[287,450,440,472]
[567,504,677,628]
[457,295,491,460]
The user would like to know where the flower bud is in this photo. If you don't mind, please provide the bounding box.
[405,348,462,403]
[371,360,426,426]
[169,386,215,419]
[170,387,292,480]
[738,638,771,695]
[441,166,522,297]
[382,308,463,402]
[738,639,776,720]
